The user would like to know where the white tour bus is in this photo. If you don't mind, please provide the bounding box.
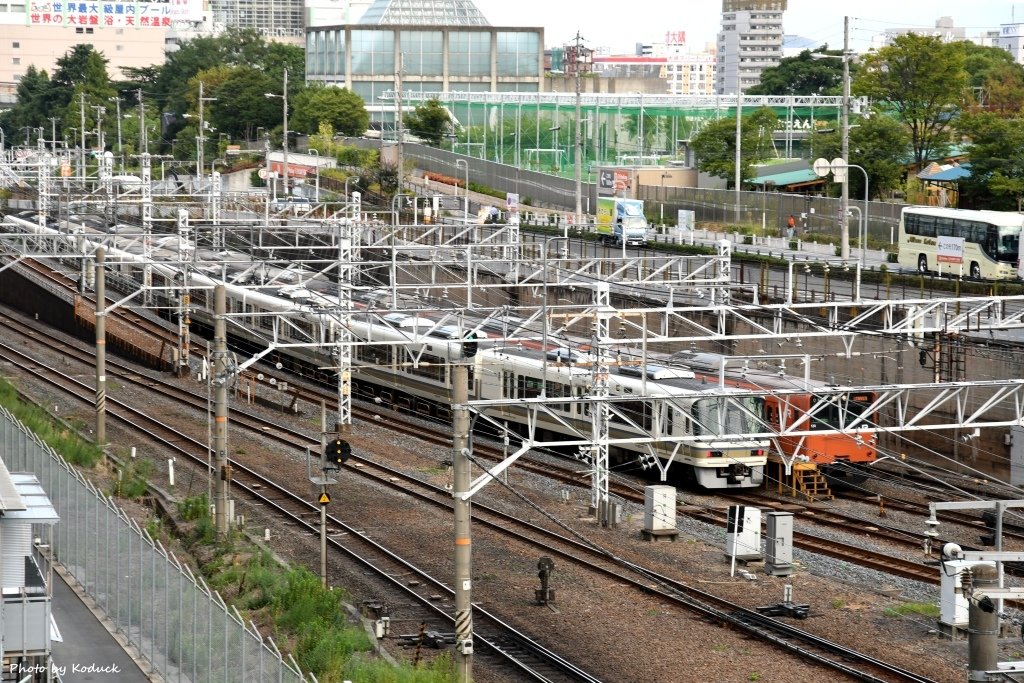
[897,206,1024,280]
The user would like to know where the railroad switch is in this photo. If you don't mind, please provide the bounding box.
[756,601,810,619]
[397,630,454,649]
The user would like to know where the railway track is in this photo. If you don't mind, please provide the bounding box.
[0,311,940,682]
[1,307,951,587]
[0,337,601,682]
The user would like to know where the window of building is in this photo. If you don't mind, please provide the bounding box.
[12,42,20,48]
[496,31,540,77]
[351,30,394,76]
[399,30,443,78]
[12,57,19,64]
[449,31,490,77]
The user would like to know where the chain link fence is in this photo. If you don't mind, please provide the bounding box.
[640,185,904,249]
[0,407,310,683]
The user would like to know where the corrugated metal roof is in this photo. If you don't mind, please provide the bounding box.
[5,474,58,524]
[917,163,971,182]
[748,168,822,187]
[0,460,25,513]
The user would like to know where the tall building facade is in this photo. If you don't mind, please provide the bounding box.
[997,22,1024,63]
[715,0,786,94]
[0,0,203,83]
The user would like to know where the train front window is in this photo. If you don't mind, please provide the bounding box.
[810,399,842,430]
[693,397,761,436]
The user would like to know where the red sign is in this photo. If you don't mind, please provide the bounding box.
[270,162,308,179]
[613,170,631,192]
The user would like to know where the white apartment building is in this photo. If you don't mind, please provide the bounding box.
[997,22,1024,64]
[665,52,717,96]
[715,0,786,95]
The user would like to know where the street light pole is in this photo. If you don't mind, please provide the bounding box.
[92,106,106,152]
[196,81,218,186]
[265,69,289,198]
[455,158,469,220]
[283,68,289,197]
[309,148,320,203]
[844,163,869,265]
[110,97,122,172]
[573,30,585,229]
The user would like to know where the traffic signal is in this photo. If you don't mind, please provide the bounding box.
[325,438,351,467]
[462,331,478,358]
[918,349,928,367]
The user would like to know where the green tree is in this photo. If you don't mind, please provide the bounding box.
[152,29,304,118]
[854,34,967,167]
[691,107,779,186]
[978,61,1024,115]
[402,98,451,146]
[959,112,1024,210]
[747,47,849,96]
[51,45,109,108]
[814,111,912,199]
[203,66,278,140]
[53,49,117,150]
[4,66,52,133]
[957,41,1019,91]
[290,85,369,138]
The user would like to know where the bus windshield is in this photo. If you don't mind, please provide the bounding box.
[998,227,1020,262]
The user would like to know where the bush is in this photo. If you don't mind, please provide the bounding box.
[178,494,210,522]
[886,252,899,263]
[112,458,152,499]
[0,377,103,467]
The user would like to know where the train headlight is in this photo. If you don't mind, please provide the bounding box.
[709,450,724,458]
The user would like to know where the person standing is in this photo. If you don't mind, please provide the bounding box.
[786,214,796,239]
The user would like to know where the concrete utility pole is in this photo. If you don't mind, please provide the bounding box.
[79,93,87,181]
[197,81,205,182]
[94,248,106,446]
[573,30,584,229]
[138,89,154,305]
[840,15,851,260]
[968,564,998,681]
[734,88,742,224]
[396,57,404,192]
[452,363,473,681]
[213,285,230,536]
[282,68,289,197]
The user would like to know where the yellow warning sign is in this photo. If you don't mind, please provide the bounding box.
[318,492,330,505]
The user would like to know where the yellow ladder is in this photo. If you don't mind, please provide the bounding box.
[792,467,833,502]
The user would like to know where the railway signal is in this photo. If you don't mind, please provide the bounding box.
[325,437,351,467]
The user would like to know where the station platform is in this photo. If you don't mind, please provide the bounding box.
[49,568,151,683]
